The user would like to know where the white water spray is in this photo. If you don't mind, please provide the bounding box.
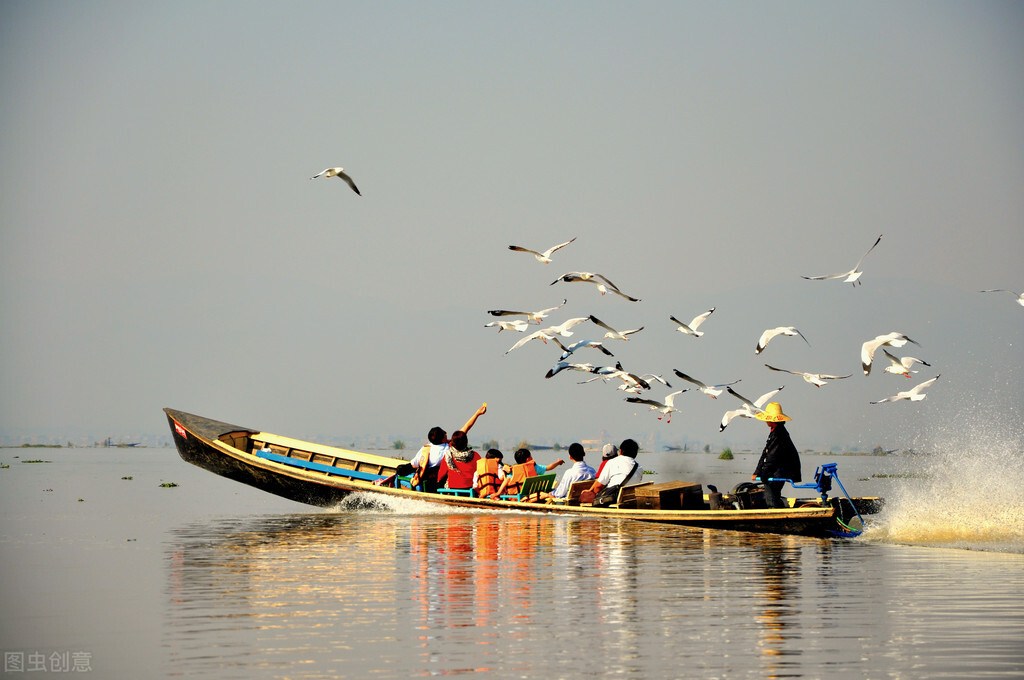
[862,404,1024,553]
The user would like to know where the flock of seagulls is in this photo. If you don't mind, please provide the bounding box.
[308,167,1016,432]
[476,230,976,431]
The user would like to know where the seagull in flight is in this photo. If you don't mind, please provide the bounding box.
[626,390,685,423]
[764,363,852,387]
[870,375,941,404]
[672,370,740,399]
[504,330,555,355]
[550,337,614,361]
[802,234,882,286]
[588,315,645,341]
[670,307,716,337]
[503,318,589,354]
[487,299,567,324]
[616,374,672,394]
[310,167,361,195]
[508,238,576,264]
[544,361,596,379]
[719,385,784,432]
[755,326,810,354]
[881,349,931,378]
[551,272,640,301]
[861,332,920,375]
[579,363,651,391]
[980,289,1024,307]
[484,319,530,332]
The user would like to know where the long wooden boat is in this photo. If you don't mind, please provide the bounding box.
[165,407,883,538]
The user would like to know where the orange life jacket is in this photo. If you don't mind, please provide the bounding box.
[475,458,501,497]
[503,461,537,497]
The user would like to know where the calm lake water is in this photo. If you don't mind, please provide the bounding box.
[1,446,1021,679]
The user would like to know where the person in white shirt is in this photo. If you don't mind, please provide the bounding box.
[587,438,641,500]
[547,443,596,500]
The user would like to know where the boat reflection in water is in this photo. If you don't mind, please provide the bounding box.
[165,502,854,678]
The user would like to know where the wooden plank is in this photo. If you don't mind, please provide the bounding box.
[253,432,406,468]
[254,449,384,482]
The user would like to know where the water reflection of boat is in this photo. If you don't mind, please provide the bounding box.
[164,407,883,538]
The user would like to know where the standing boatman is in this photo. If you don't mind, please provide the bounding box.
[752,402,802,509]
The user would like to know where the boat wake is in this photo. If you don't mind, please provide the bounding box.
[322,491,484,516]
[861,407,1024,553]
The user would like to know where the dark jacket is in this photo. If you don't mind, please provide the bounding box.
[754,423,802,483]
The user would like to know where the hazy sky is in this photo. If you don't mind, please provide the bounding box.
[2,1,1022,452]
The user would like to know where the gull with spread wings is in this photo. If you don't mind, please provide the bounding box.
[861,332,920,375]
[670,307,716,337]
[881,349,931,378]
[551,272,640,301]
[801,234,882,286]
[310,167,361,195]
[672,370,740,399]
[588,315,645,341]
[870,375,941,404]
[626,390,685,423]
[487,299,567,324]
[764,363,852,387]
[719,385,784,432]
[508,238,576,263]
[755,326,810,354]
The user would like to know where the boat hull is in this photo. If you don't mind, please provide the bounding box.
[165,408,881,538]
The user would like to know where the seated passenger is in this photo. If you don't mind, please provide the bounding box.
[473,449,506,498]
[548,443,596,501]
[437,430,481,490]
[596,443,618,477]
[410,403,487,492]
[492,448,564,499]
[584,438,642,505]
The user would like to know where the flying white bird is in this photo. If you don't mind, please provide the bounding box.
[870,375,941,404]
[801,234,882,286]
[484,319,530,332]
[617,374,672,395]
[540,317,590,338]
[764,363,851,387]
[549,337,614,361]
[980,289,1024,307]
[579,363,651,391]
[503,317,589,354]
[588,315,645,341]
[507,238,576,263]
[670,307,716,337]
[881,349,931,378]
[544,361,596,379]
[755,326,810,354]
[861,332,920,375]
[626,390,685,423]
[551,272,640,301]
[487,299,567,324]
[504,330,555,354]
[310,167,361,195]
[672,370,740,399]
[719,385,784,432]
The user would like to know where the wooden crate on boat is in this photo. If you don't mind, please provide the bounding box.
[635,481,704,510]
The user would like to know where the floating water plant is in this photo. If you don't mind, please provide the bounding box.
[719,447,734,460]
[121,476,133,480]
[159,482,178,488]
[22,459,51,464]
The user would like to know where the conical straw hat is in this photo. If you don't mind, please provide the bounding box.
[755,402,792,422]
